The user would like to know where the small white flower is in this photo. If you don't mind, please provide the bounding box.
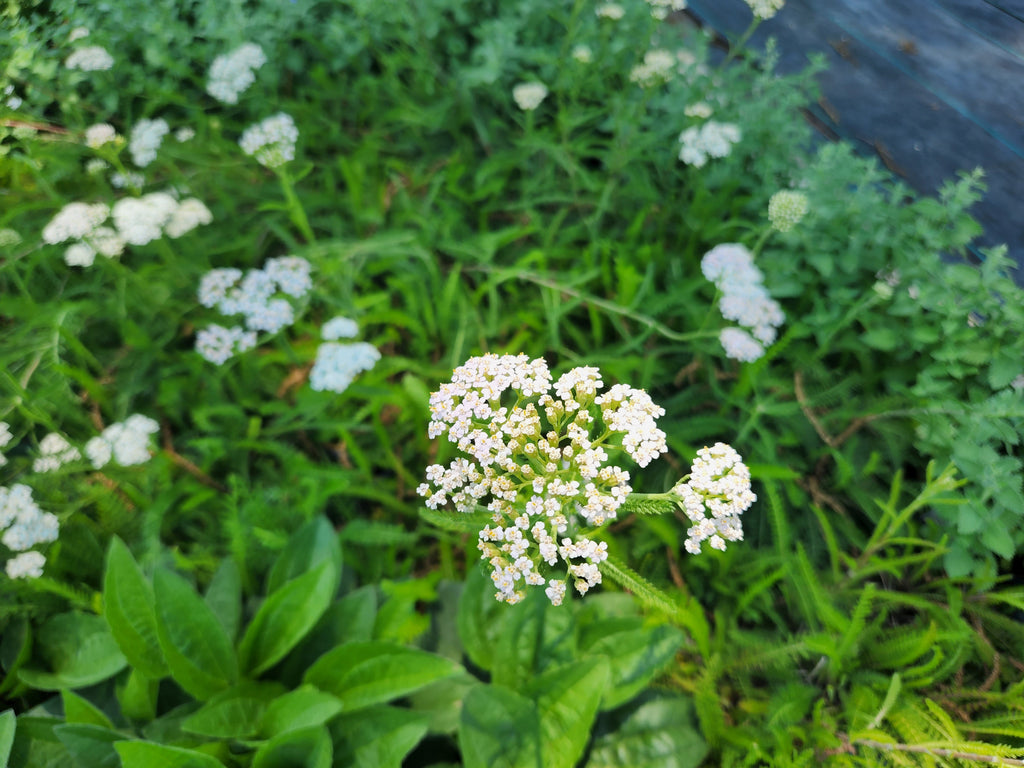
[164,198,213,238]
[512,82,548,111]
[767,190,809,232]
[310,342,381,393]
[321,316,359,340]
[596,3,625,19]
[64,242,96,267]
[85,123,118,149]
[6,551,46,580]
[719,327,764,362]
[42,202,110,244]
[175,127,196,142]
[68,27,90,42]
[207,43,267,104]
[747,0,784,20]
[571,45,592,64]
[239,113,298,168]
[128,118,169,167]
[65,45,114,71]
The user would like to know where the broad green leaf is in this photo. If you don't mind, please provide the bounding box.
[8,717,72,768]
[580,624,684,710]
[0,710,14,766]
[239,560,337,677]
[587,694,708,768]
[18,613,127,691]
[529,658,610,768]
[493,591,575,691]
[266,516,342,595]
[61,690,114,729]
[154,569,238,701]
[278,587,378,684]
[456,566,505,671]
[252,725,332,768]
[115,740,226,768]
[54,723,123,768]
[304,641,460,711]
[330,706,429,768]
[260,686,343,738]
[103,537,168,678]
[117,669,158,721]
[181,681,284,739]
[204,559,242,643]
[458,685,541,768]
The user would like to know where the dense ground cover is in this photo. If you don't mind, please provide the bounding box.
[3,0,1024,765]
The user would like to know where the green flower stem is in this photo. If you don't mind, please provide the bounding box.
[277,167,316,244]
[750,225,773,257]
[722,17,763,67]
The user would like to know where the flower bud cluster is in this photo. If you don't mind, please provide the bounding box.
[85,414,159,468]
[65,45,114,71]
[629,49,677,87]
[239,113,298,169]
[747,0,784,20]
[767,190,809,232]
[673,442,755,554]
[512,82,548,112]
[207,43,267,104]
[702,243,785,361]
[195,256,312,364]
[1,484,59,579]
[678,121,742,168]
[417,354,668,606]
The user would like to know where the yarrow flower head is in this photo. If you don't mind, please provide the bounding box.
[629,49,677,87]
[678,121,742,167]
[164,198,213,238]
[767,190,809,232]
[111,192,178,245]
[646,0,687,19]
[321,316,360,340]
[33,433,81,473]
[128,118,169,167]
[596,3,625,19]
[42,202,110,244]
[239,113,298,168]
[310,341,381,393]
[673,443,755,554]
[1,484,59,577]
[207,43,267,104]
[85,123,118,149]
[571,45,593,64]
[84,414,159,468]
[512,82,548,112]
[65,45,114,71]
[417,355,668,606]
[747,0,784,19]
[702,243,785,359]
[0,422,13,467]
[195,324,258,366]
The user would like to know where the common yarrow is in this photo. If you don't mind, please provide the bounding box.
[417,355,668,606]
[207,43,267,104]
[678,121,742,167]
[239,113,298,168]
[1,484,59,580]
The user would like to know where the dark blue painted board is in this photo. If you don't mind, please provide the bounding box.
[687,0,1024,284]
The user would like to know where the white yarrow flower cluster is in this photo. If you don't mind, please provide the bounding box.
[321,316,360,340]
[596,3,625,19]
[239,113,298,168]
[207,43,267,104]
[128,118,169,167]
[310,341,381,393]
[512,82,548,112]
[417,355,668,606]
[111,192,177,245]
[678,121,742,167]
[85,123,118,149]
[702,243,785,359]
[33,433,81,473]
[164,198,213,238]
[0,422,12,467]
[1,484,59,579]
[41,201,125,267]
[767,190,809,232]
[85,414,159,468]
[195,256,312,364]
[65,45,114,71]
[673,443,755,554]
[684,102,713,119]
[629,49,677,87]
[646,0,687,19]
[571,45,593,64]
[68,27,90,42]
[747,0,784,20]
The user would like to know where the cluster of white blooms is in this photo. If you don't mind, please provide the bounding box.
[596,3,625,19]
[571,45,592,64]
[702,243,785,360]
[417,354,668,606]
[678,121,742,167]
[767,190,809,232]
[512,82,548,112]
[239,113,298,169]
[321,316,360,340]
[3,84,21,110]
[33,433,81,473]
[6,551,46,580]
[0,228,21,247]
[673,443,755,554]
[85,414,159,468]
[128,118,169,167]
[164,198,214,238]
[684,102,713,119]
[175,127,195,143]
[110,171,145,190]
[646,0,687,19]
[86,159,108,175]
[207,43,267,104]
[629,49,677,87]
[718,327,765,363]
[195,256,312,364]
[85,123,118,149]
[1,484,59,579]
[68,27,90,42]
[0,422,11,467]
[111,192,176,245]
[41,201,125,267]
[65,45,114,71]
[310,341,381,393]
[747,0,784,20]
